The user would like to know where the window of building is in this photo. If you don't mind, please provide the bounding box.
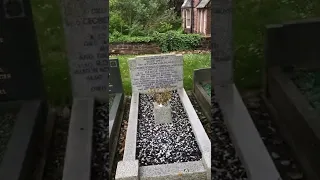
[186,9,191,28]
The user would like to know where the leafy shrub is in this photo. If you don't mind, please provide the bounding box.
[110,30,202,52]
[153,31,202,52]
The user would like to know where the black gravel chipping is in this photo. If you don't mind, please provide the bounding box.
[91,101,109,180]
[0,109,18,164]
[43,107,70,180]
[136,90,202,166]
[243,91,305,180]
[211,91,248,180]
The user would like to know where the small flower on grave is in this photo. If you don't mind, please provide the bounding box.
[148,88,172,106]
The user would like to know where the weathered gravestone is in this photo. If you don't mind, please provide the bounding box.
[116,54,211,180]
[0,0,48,180]
[108,57,124,175]
[264,19,320,180]
[129,54,183,124]
[59,0,109,180]
[211,1,280,180]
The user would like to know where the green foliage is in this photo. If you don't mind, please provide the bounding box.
[110,31,202,52]
[110,0,181,35]
[153,31,202,52]
[109,34,154,43]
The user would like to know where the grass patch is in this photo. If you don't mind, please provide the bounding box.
[112,54,210,95]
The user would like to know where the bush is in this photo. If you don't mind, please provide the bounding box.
[109,30,202,52]
[153,31,202,52]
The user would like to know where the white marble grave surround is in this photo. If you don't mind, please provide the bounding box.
[60,0,108,98]
[115,89,211,180]
[128,54,183,93]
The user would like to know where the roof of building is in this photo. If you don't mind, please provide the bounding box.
[196,0,210,8]
[181,0,191,8]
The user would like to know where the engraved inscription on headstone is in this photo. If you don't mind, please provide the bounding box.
[0,0,45,101]
[60,0,108,98]
[212,0,233,85]
[109,58,123,93]
[128,54,183,93]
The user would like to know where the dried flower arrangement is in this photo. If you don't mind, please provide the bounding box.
[148,88,172,106]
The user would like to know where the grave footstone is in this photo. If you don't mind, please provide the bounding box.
[0,0,48,179]
[59,0,110,179]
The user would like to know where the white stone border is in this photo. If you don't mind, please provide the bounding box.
[214,83,281,180]
[115,89,211,180]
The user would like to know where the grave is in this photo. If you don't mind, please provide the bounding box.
[0,0,50,180]
[59,0,109,180]
[115,54,211,180]
[263,19,320,180]
[211,1,281,179]
[193,68,211,120]
[109,57,125,175]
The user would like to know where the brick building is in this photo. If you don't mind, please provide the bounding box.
[181,0,211,36]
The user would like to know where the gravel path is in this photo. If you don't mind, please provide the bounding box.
[91,101,109,180]
[136,91,202,166]
[0,109,18,164]
[242,91,305,180]
[42,106,70,180]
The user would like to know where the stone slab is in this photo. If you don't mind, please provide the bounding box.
[266,67,320,180]
[123,93,139,160]
[0,0,45,101]
[128,54,183,93]
[139,161,207,180]
[60,0,108,98]
[193,68,211,120]
[211,1,233,85]
[109,93,124,175]
[116,89,211,180]
[177,88,211,177]
[109,58,124,93]
[214,83,281,180]
[115,160,139,180]
[0,100,47,180]
[62,98,94,180]
[265,19,320,70]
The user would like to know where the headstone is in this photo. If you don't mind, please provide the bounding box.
[0,0,48,179]
[128,54,183,93]
[109,58,123,94]
[212,0,233,86]
[266,19,320,70]
[60,0,108,99]
[0,0,45,101]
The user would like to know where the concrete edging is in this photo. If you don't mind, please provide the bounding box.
[0,100,47,180]
[266,67,320,180]
[214,83,281,180]
[62,98,94,180]
[115,89,210,180]
[193,68,211,121]
[109,93,125,175]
